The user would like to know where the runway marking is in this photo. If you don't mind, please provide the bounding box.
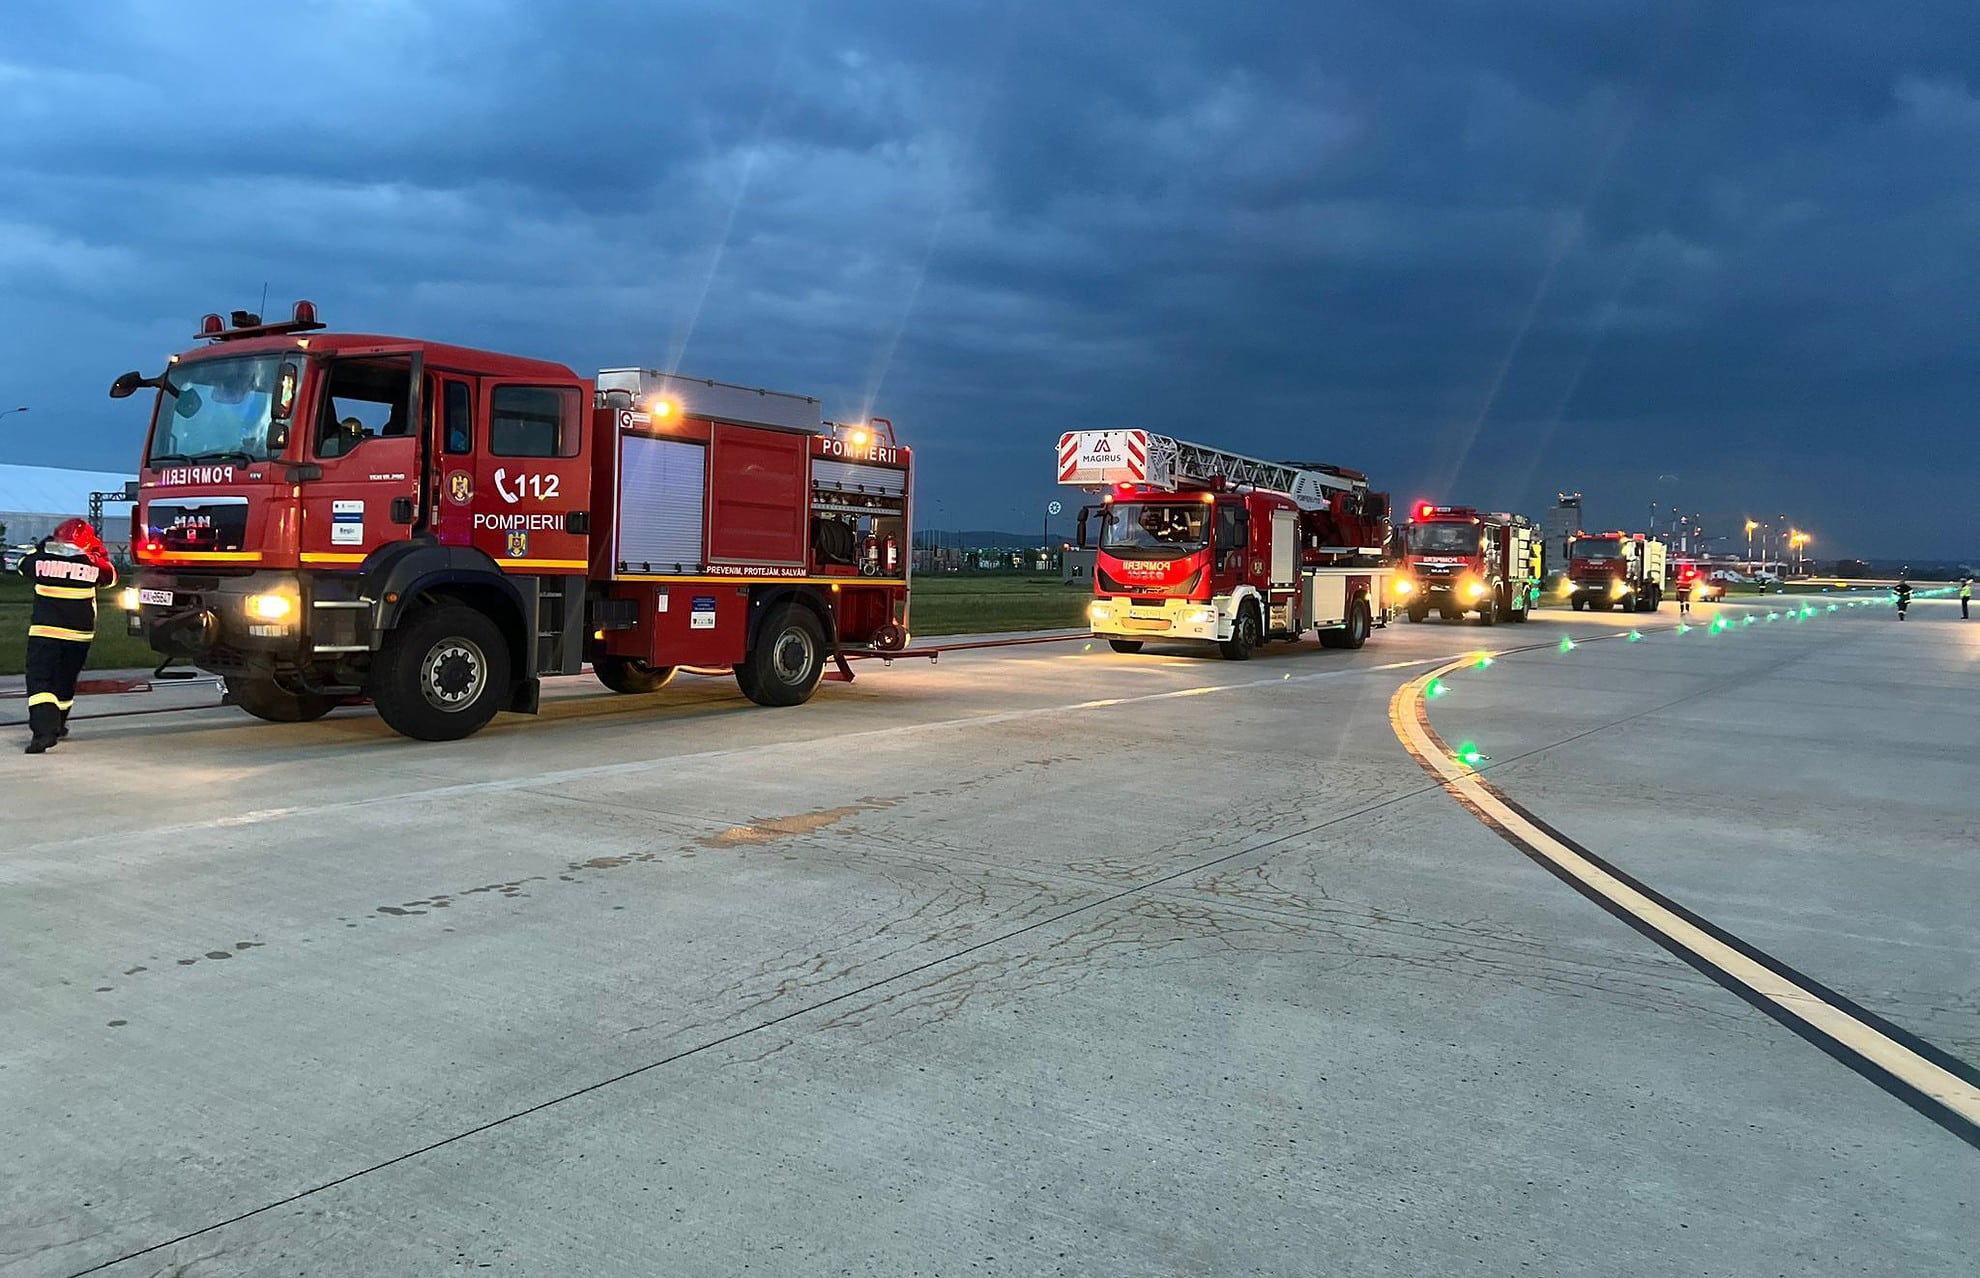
[1388,654,1980,1148]
[12,653,1447,861]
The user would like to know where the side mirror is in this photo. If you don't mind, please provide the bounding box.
[1076,507,1090,549]
[109,371,145,399]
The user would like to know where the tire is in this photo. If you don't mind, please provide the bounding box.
[595,656,677,693]
[1507,588,1530,622]
[1320,599,1373,649]
[1475,593,1498,625]
[1641,586,1661,613]
[1218,602,1261,660]
[1406,604,1429,623]
[1108,639,1144,654]
[369,603,512,742]
[226,676,335,723]
[1571,595,1586,612]
[736,605,827,707]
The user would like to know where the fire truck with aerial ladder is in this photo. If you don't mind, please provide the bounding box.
[1564,530,1668,612]
[1056,429,1395,658]
[108,300,916,740]
[1393,503,1542,625]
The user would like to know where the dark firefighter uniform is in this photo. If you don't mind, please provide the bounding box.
[19,534,117,753]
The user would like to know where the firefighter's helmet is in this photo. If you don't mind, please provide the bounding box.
[53,518,101,552]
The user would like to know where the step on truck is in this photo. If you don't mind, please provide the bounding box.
[1565,531,1667,612]
[1393,503,1541,625]
[110,301,915,740]
[1056,429,1395,659]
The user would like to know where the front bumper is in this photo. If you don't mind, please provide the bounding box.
[1087,596,1226,642]
[128,569,370,668]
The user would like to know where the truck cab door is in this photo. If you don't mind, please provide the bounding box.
[299,353,423,567]
[464,378,592,573]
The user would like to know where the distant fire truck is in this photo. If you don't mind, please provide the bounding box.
[1565,531,1667,611]
[1056,429,1394,658]
[110,302,913,740]
[1394,504,1541,625]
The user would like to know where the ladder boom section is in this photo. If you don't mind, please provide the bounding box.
[1058,429,1364,511]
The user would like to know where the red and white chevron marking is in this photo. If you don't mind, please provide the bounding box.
[1057,432,1081,482]
[1123,431,1147,478]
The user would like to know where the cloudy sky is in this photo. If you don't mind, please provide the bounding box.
[1,0,1974,557]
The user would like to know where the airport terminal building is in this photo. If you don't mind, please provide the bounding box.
[0,462,137,554]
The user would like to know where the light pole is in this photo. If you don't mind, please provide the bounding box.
[1745,519,1757,573]
[0,406,27,425]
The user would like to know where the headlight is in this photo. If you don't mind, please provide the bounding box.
[1087,601,1113,621]
[1558,579,1574,595]
[119,587,139,612]
[1610,580,1629,596]
[1465,579,1488,599]
[1187,607,1218,625]
[245,592,295,621]
[1393,579,1414,597]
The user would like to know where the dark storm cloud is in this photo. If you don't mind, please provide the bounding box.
[1,0,1974,555]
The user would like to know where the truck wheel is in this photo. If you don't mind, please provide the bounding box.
[1641,586,1661,613]
[736,605,827,706]
[226,676,336,724]
[1108,639,1144,654]
[1475,595,1498,626]
[595,656,677,694]
[370,604,512,742]
[1320,599,1372,649]
[1571,596,1586,612]
[1219,603,1261,660]
[1406,603,1428,623]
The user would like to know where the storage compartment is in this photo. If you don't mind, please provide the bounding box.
[708,424,807,567]
[617,435,706,573]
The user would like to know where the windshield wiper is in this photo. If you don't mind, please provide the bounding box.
[148,453,192,466]
[187,450,258,466]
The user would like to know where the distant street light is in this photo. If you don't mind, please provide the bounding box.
[0,406,27,425]
[1744,519,1758,572]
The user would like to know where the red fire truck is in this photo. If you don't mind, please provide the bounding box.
[1565,531,1667,611]
[1393,504,1541,625]
[110,302,913,740]
[1057,429,1394,658]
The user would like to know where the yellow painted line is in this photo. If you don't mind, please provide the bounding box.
[501,558,590,571]
[1389,651,1980,1141]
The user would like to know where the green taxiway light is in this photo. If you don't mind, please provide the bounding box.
[1454,740,1486,766]
[1474,654,1495,669]
[1710,616,1728,633]
[1767,612,1779,621]
[1558,636,1576,652]
[1425,678,1449,699]
[1742,616,1755,625]
[1827,604,1838,612]
[1627,630,1643,641]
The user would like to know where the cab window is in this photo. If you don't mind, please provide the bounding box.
[489,385,578,458]
[442,381,473,454]
[316,360,412,458]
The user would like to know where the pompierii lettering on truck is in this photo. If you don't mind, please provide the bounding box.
[473,512,566,532]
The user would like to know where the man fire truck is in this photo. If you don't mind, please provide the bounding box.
[1057,429,1393,658]
[109,301,913,740]
[1565,531,1667,612]
[1393,503,1540,625]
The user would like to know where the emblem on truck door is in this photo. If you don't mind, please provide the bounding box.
[506,530,529,558]
[447,470,473,504]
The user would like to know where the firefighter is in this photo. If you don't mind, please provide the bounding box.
[17,518,117,754]
[1674,575,1693,616]
[1962,577,1972,619]
[1894,578,1911,621]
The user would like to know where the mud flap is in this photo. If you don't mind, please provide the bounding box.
[509,677,541,714]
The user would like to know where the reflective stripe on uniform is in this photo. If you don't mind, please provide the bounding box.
[27,625,94,642]
[34,584,98,600]
[26,692,75,710]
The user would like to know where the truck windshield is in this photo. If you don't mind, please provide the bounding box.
[1406,524,1479,555]
[1570,539,1624,559]
[1100,502,1209,558]
[146,354,288,464]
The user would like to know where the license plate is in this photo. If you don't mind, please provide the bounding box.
[139,588,174,606]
